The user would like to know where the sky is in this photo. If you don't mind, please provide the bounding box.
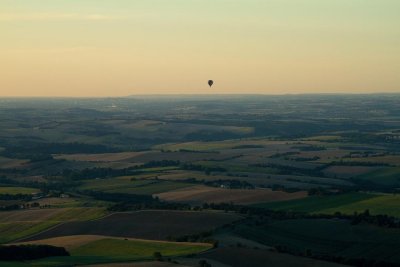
[0,0,399,97]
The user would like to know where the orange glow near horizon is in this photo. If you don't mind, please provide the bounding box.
[1,0,399,96]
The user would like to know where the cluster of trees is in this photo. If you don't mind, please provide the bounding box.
[0,245,69,261]
[108,199,191,212]
[269,151,321,161]
[269,151,300,158]
[167,231,218,247]
[198,259,213,267]
[82,191,155,204]
[62,168,131,180]
[291,156,320,162]
[185,130,244,142]
[62,160,181,180]
[307,187,336,196]
[0,193,32,201]
[328,160,391,167]
[293,145,326,151]
[1,175,81,193]
[172,177,254,189]
[232,144,264,149]
[138,160,180,168]
[176,149,216,153]
[251,163,325,177]
[0,203,21,211]
[350,209,400,228]
[203,202,400,229]
[343,133,400,145]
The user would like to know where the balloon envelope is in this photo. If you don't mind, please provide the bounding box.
[208,80,214,87]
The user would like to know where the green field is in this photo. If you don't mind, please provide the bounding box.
[3,96,400,266]
[0,238,211,267]
[235,219,400,263]
[354,167,400,186]
[0,221,56,244]
[0,187,39,195]
[72,238,210,259]
[320,194,400,217]
[254,193,376,213]
[254,192,400,218]
[0,208,107,244]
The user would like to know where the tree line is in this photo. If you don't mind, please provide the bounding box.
[0,245,69,261]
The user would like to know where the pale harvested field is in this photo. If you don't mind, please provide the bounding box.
[301,135,342,141]
[0,156,29,168]
[54,152,146,162]
[156,185,307,205]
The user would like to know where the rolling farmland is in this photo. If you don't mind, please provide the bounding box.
[4,237,211,267]
[234,219,400,263]
[2,96,400,266]
[253,193,378,214]
[0,208,107,243]
[23,210,241,242]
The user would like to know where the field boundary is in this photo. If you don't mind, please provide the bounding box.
[12,234,214,248]
[11,221,66,243]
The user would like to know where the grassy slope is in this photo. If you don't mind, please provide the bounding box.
[0,208,107,244]
[255,191,400,218]
[0,187,39,194]
[71,238,210,258]
[0,238,211,267]
[23,210,241,242]
[200,247,346,267]
[355,167,400,186]
[235,219,400,263]
[320,194,400,217]
[253,193,376,213]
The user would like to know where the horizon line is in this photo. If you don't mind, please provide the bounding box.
[1,92,400,99]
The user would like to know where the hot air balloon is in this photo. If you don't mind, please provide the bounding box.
[208,80,214,87]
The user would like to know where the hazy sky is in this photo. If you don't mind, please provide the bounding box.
[1,0,399,96]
